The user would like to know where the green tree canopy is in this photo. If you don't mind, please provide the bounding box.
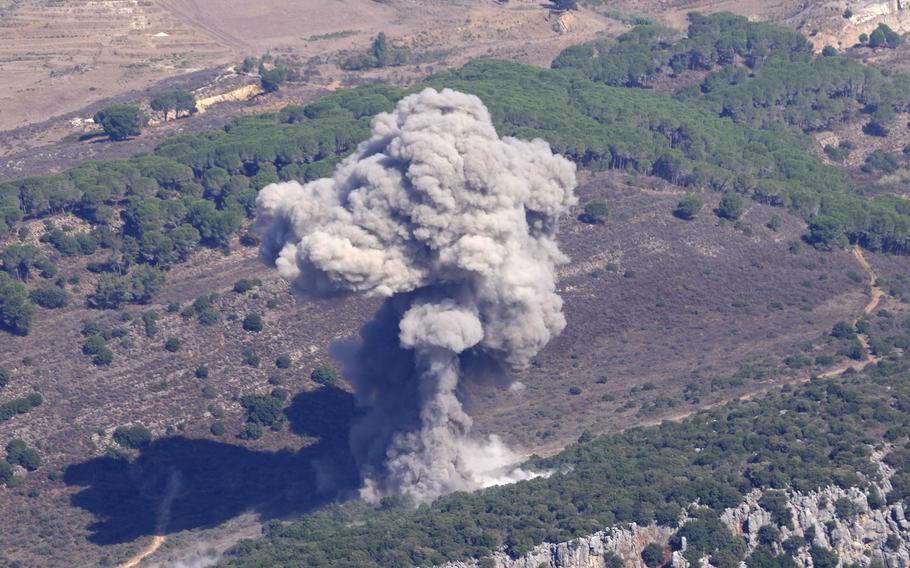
[93,105,146,141]
[150,90,197,114]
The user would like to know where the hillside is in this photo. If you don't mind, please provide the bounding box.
[1,7,910,568]
[221,361,910,567]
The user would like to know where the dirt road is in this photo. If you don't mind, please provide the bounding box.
[117,536,166,568]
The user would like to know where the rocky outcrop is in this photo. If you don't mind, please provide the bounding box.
[718,450,909,566]
[437,451,909,568]
[439,523,676,568]
[722,486,909,567]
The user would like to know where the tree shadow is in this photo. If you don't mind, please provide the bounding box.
[64,387,361,545]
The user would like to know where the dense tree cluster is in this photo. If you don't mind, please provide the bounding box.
[553,13,812,88]
[341,33,411,71]
[868,23,903,49]
[150,90,197,115]
[93,105,146,141]
[222,361,910,567]
[550,16,910,253]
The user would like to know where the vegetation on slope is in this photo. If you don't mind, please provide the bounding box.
[220,360,910,567]
[554,13,910,253]
[3,13,910,335]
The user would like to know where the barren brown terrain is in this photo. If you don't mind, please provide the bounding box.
[0,0,619,161]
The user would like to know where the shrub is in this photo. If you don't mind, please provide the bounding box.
[210,421,225,436]
[756,525,780,546]
[767,214,782,231]
[238,423,263,440]
[243,313,263,332]
[240,394,284,426]
[29,286,68,309]
[0,273,35,335]
[759,490,794,529]
[868,489,885,510]
[92,347,114,366]
[568,386,583,395]
[717,193,744,220]
[142,311,159,337]
[198,307,220,326]
[244,351,261,368]
[603,552,624,568]
[195,366,209,379]
[82,335,107,355]
[202,385,216,399]
[831,321,857,340]
[838,340,864,361]
[113,425,152,449]
[0,367,8,389]
[311,365,338,385]
[275,354,292,369]
[6,439,40,471]
[833,497,860,521]
[0,393,42,422]
[164,337,182,352]
[641,542,664,567]
[581,198,609,224]
[233,278,262,293]
[809,546,838,568]
[675,194,703,220]
[0,461,13,485]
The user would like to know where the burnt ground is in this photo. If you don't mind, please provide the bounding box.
[0,170,900,566]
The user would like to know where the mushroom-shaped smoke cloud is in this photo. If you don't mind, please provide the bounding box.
[256,87,577,503]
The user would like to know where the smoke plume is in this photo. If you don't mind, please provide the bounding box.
[256,87,576,503]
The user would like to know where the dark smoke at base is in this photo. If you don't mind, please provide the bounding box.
[256,88,577,503]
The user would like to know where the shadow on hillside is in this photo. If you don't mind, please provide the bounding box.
[63,387,362,545]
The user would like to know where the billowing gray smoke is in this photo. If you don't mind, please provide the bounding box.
[256,87,577,503]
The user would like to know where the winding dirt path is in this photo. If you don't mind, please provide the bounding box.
[115,469,181,568]
[117,536,167,568]
[817,247,883,378]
